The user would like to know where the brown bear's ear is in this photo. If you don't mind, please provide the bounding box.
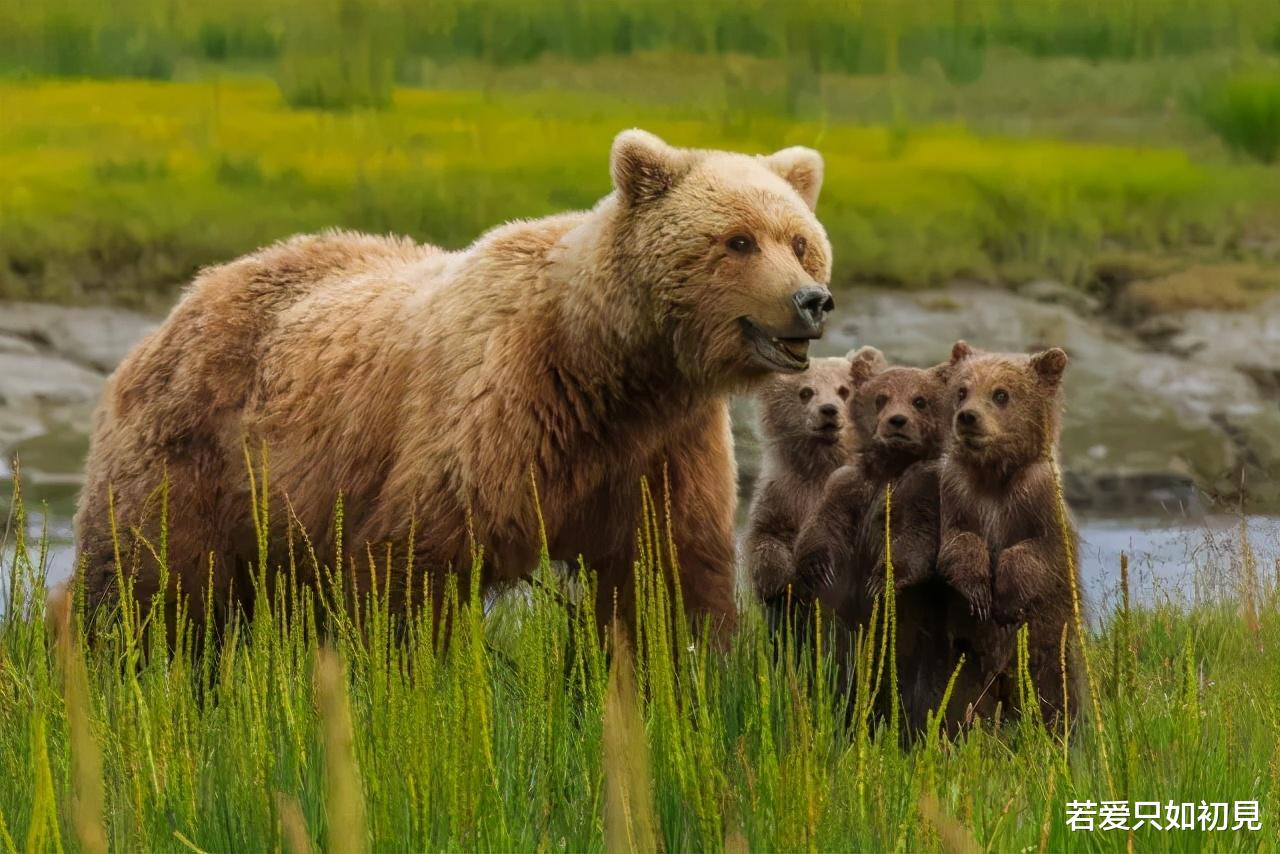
[762,146,824,211]
[1030,347,1069,385]
[847,345,887,386]
[950,340,975,365]
[610,129,689,206]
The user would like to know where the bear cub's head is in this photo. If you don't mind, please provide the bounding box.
[847,346,951,470]
[608,129,834,382]
[946,341,1069,471]
[757,356,857,454]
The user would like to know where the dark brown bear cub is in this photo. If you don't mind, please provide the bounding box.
[793,347,954,732]
[938,341,1081,728]
[745,355,860,626]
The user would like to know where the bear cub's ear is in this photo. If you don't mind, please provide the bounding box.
[1030,347,1069,385]
[950,340,976,365]
[847,345,887,387]
[611,129,690,205]
[762,146,825,212]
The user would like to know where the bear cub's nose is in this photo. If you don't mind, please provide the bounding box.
[887,414,908,429]
[956,410,978,427]
[793,287,835,328]
[818,403,839,418]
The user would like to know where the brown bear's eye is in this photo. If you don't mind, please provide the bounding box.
[957,387,968,402]
[993,389,1010,405]
[727,235,756,253]
[912,396,928,410]
[837,386,850,400]
[799,387,814,402]
[874,394,888,411]
[792,235,807,259]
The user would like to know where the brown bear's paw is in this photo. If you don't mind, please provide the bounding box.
[939,532,992,620]
[794,548,835,597]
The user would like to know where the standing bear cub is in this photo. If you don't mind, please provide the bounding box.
[938,341,1081,727]
[792,347,955,731]
[75,129,835,637]
[744,354,860,623]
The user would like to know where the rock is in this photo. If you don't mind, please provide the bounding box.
[0,302,157,373]
[1163,295,1280,394]
[0,332,38,355]
[0,351,104,453]
[1018,279,1101,315]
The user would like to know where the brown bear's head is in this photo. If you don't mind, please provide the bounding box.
[946,340,1069,472]
[608,129,834,385]
[847,346,952,473]
[756,356,856,449]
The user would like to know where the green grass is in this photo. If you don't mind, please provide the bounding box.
[4,76,1280,306]
[2,474,1278,851]
[1196,72,1280,163]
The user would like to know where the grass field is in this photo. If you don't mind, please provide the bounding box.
[4,74,1280,307]
[1,478,1278,851]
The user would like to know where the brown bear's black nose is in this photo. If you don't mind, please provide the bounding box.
[819,403,838,417]
[888,414,908,429]
[956,409,978,427]
[793,286,834,329]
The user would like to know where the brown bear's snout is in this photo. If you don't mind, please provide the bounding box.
[955,408,984,437]
[792,286,834,332]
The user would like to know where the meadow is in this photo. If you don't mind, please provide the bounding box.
[1,475,1277,852]
[4,1,1280,307]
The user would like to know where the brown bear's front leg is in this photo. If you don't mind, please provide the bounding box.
[656,406,739,637]
[744,480,801,600]
[992,538,1061,626]
[938,530,992,620]
[793,466,868,597]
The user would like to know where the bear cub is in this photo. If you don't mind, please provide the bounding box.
[792,347,955,732]
[938,341,1081,727]
[793,347,951,617]
[745,354,859,622]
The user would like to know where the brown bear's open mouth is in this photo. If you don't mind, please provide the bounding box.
[740,318,814,373]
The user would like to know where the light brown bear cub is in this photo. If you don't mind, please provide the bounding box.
[744,355,859,620]
[792,347,954,732]
[938,341,1081,727]
[75,129,836,639]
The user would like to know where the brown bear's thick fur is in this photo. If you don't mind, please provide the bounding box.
[74,129,835,637]
[743,355,857,622]
[792,347,957,732]
[937,341,1082,728]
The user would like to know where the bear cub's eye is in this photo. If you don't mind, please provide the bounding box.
[727,235,756,254]
[874,394,888,411]
[799,387,814,402]
[993,389,1010,405]
[792,235,807,259]
[957,387,968,402]
[837,386,850,400]
[912,396,928,410]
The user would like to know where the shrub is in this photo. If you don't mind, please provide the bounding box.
[1196,73,1280,163]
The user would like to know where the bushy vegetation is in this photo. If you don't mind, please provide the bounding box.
[4,77,1278,306]
[1196,73,1280,163]
[1,473,1277,850]
[3,0,1278,87]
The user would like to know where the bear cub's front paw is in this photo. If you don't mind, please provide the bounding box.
[794,549,835,597]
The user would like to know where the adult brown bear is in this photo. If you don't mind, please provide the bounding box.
[74,129,835,637]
